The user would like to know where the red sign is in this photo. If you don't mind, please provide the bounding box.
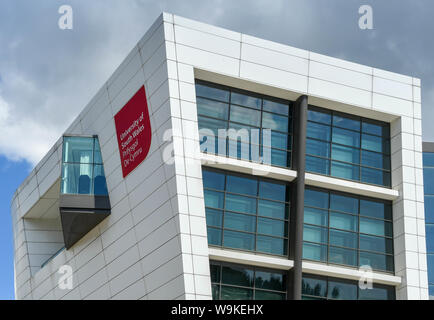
[114,86,152,178]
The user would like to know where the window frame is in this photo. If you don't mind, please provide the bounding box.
[306,105,391,188]
[302,186,394,273]
[203,167,291,257]
[196,80,294,169]
[210,260,288,300]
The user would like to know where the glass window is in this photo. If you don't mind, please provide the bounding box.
[305,189,329,209]
[196,81,292,168]
[426,225,434,252]
[362,134,389,154]
[329,211,358,231]
[195,83,230,102]
[230,92,261,109]
[423,152,434,167]
[307,122,331,141]
[308,109,331,125]
[258,181,286,201]
[207,228,222,246]
[262,112,289,132]
[221,286,253,300]
[307,106,390,187]
[257,235,287,255]
[331,161,360,180]
[304,188,393,272]
[258,200,287,220]
[202,170,225,190]
[197,97,229,120]
[327,279,357,300]
[229,105,261,127]
[303,225,328,244]
[226,174,257,196]
[302,242,327,262]
[360,234,393,254]
[329,246,357,266]
[269,131,289,150]
[330,194,358,214]
[360,217,392,237]
[257,218,286,237]
[332,144,360,164]
[358,285,395,300]
[223,230,255,251]
[61,136,107,196]
[424,168,434,194]
[361,167,390,187]
[425,196,434,223]
[329,229,357,249]
[224,212,256,233]
[302,275,327,298]
[427,254,434,283]
[360,200,392,220]
[332,127,360,148]
[306,156,330,175]
[206,208,223,228]
[263,99,289,115]
[204,169,289,256]
[211,262,286,300]
[362,121,388,137]
[303,274,395,300]
[204,190,224,209]
[304,207,328,227]
[359,251,393,272]
[255,271,285,291]
[333,115,360,131]
[361,150,390,170]
[307,139,330,158]
[225,194,256,214]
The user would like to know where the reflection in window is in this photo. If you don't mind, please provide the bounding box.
[203,168,289,256]
[211,261,286,300]
[306,106,391,187]
[195,81,293,168]
[302,274,395,300]
[303,188,394,273]
[61,136,108,195]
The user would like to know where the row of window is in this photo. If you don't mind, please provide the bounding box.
[210,262,287,300]
[210,261,395,300]
[203,168,394,272]
[306,107,391,187]
[196,81,293,168]
[203,169,290,256]
[196,81,392,188]
[303,188,394,273]
[302,274,395,300]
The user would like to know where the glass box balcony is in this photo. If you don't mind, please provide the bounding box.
[59,136,110,249]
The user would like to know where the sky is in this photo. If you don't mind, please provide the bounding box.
[0,0,433,299]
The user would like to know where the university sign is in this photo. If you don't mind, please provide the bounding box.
[114,86,152,178]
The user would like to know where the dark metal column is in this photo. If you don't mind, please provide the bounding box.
[289,95,308,300]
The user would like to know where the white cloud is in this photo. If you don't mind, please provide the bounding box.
[0,94,59,165]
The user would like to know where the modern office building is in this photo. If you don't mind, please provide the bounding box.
[423,142,434,299]
[11,12,428,300]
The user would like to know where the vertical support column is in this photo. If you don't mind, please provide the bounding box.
[289,95,308,300]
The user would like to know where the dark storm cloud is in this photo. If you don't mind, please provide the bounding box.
[0,0,432,164]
